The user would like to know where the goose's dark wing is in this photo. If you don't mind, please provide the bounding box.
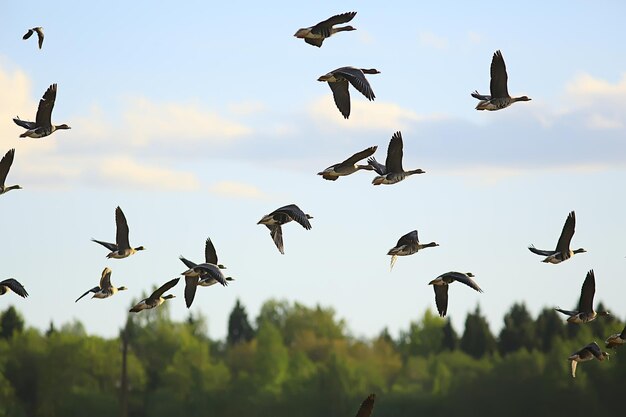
[328,80,351,119]
[204,238,218,264]
[340,146,378,167]
[22,29,34,40]
[75,286,100,303]
[35,27,44,49]
[275,204,312,230]
[585,342,603,359]
[92,239,118,251]
[179,256,198,269]
[528,245,555,256]
[193,264,227,287]
[489,50,509,98]
[148,278,180,302]
[367,157,386,175]
[451,273,483,293]
[555,307,578,317]
[0,149,16,186]
[578,270,595,313]
[311,12,357,37]
[555,211,576,256]
[471,90,491,100]
[433,285,448,317]
[267,224,284,254]
[0,279,28,298]
[184,276,199,308]
[115,206,131,249]
[99,267,112,289]
[354,393,375,417]
[385,131,404,173]
[396,230,419,247]
[334,67,376,101]
[35,83,57,128]
[13,117,37,129]
[304,38,324,47]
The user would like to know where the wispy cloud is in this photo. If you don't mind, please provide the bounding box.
[124,97,252,146]
[309,96,446,131]
[418,31,448,50]
[208,180,268,200]
[96,156,201,191]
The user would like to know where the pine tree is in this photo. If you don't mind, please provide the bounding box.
[0,306,24,339]
[498,303,536,354]
[460,305,496,358]
[227,299,255,345]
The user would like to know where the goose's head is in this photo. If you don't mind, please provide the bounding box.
[257,215,273,225]
[293,28,309,38]
[135,246,146,251]
[515,96,532,102]
[361,68,381,75]
[118,286,128,291]
[56,124,71,130]
[163,294,176,300]
[574,248,587,254]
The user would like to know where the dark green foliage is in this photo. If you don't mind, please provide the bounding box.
[460,305,496,358]
[498,302,536,354]
[0,307,24,339]
[0,302,624,417]
[227,299,255,346]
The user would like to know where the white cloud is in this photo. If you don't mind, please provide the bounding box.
[96,156,201,191]
[310,96,446,131]
[586,113,623,130]
[124,97,252,146]
[418,31,448,49]
[228,100,266,116]
[208,180,268,200]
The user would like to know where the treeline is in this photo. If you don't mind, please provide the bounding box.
[0,300,624,417]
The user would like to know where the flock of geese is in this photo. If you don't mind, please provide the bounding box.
[0,11,624,395]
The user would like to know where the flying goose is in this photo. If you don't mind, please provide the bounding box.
[294,12,357,47]
[354,393,376,417]
[13,84,71,138]
[368,131,425,185]
[428,272,483,317]
[528,211,586,263]
[318,67,380,119]
[555,270,609,324]
[257,204,312,254]
[75,267,127,302]
[0,149,22,195]
[471,50,531,110]
[318,146,377,181]
[22,27,44,49]
[180,237,233,308]
[605,324,626,349]
[568,342,609,378]
[388,230,438,271]
[92,206,145,259]
[129,278,179,313]
[0,278,28,298]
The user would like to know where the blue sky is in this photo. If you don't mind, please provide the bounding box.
[1,0,626,339]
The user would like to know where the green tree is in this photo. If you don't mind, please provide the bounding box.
[254,321,289,393]
[441,319,458,351]
[498,303,536,355]
[227,299,255,346]
[534,308,565,351]
[399,310,446,357]
[460,305,496,359]
[0,307,24,339]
